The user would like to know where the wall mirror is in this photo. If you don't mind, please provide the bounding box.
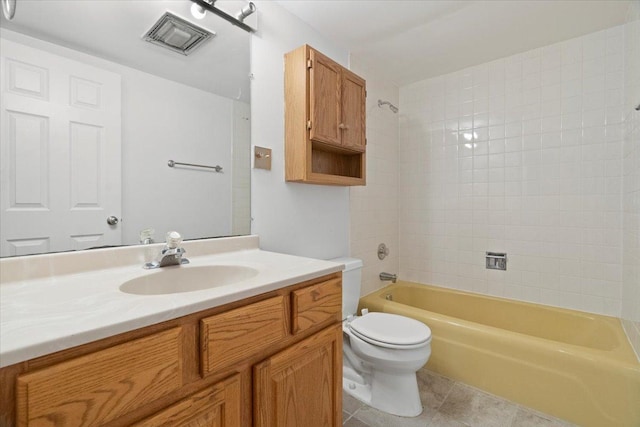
[0,0,252,257]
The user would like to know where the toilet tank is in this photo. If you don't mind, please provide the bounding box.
[330,257,363,320]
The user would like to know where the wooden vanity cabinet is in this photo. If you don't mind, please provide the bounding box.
[0,273,343,427]
[285,44,366,186]
[254,324,342,427]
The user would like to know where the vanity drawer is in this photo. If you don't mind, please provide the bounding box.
[200,295,288,376]
[291,277,342,334]
[132,374,241,426]
[16,327,184,427]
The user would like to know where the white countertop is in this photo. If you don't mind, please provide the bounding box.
[0,237,343,368]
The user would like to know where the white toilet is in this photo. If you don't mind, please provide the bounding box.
[332,257,432,417]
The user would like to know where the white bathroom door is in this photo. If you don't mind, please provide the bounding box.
[0,38,122,256]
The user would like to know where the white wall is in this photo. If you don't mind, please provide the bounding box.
[250,1,350,259]
[399,26,626,317]
[622,2,640,358]
[349,56,400,296]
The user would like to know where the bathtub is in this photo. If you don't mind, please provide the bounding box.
[359,281,640,427]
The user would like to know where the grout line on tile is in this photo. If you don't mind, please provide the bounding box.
[349,407,362,420]
[342,412,353,426]
[435,381,455,412]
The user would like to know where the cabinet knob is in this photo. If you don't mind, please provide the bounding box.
[338,123,348,130]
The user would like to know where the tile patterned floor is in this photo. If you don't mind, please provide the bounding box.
[342,368,575,427]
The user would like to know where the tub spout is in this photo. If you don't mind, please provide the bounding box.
[379,272,397,283]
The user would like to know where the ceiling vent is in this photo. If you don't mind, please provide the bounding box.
[143,11,214,56]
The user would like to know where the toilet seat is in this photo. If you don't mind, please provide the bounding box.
[348,312,431,349]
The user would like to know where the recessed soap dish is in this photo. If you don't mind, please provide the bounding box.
[486,252,507,271]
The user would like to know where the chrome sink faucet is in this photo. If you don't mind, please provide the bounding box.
[143,231,190,269]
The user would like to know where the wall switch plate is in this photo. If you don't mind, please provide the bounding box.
[254,146,272,170]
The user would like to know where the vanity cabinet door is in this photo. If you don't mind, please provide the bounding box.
[132,374,241,427]
[253,324,342,427]
[309,48,342,147]
[340,69,366,152]
[16,328,184,427]
[309,48,365,153]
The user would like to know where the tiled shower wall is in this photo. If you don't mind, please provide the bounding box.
[350,57,399,297]
[398,26,627,316]
[622,3,640,358]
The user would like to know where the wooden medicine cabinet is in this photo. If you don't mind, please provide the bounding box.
[285,44,366,186]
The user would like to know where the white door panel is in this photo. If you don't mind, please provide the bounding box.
[0,38,121,256]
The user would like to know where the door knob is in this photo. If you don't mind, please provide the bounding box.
[106,216,119,226]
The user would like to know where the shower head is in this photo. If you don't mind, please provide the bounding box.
[378,99,398,113]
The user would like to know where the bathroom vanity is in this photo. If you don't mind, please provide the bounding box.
[0,236,344,427]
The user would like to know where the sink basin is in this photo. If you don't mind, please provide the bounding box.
[119,265,259,295]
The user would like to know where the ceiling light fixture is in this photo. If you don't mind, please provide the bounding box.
[189,0,256,33]
[190,3,207,19]
[235,2,256,22]
[1,0,16,20]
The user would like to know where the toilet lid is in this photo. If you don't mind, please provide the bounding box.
[348,312,431,347]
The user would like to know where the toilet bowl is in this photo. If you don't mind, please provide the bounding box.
[331,258,432,417]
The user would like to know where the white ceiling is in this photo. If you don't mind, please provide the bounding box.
[1,1,630,96]
[0,0,252,102]
[275,0,631,86]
